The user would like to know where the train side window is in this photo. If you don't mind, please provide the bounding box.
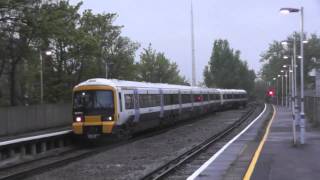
[203,94,208,101]
[125,94,134,109]
[182,94,191,103]
[171,94,179,105]
[194,94,203,102]
[139,94,150,108]
[153,94,160,107]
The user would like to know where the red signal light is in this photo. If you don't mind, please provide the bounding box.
[268,90,274,97]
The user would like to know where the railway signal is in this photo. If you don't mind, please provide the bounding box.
[267,89,275,97]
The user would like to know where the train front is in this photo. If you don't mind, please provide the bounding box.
[72,80,117,139]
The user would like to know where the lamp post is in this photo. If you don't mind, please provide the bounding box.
[280,73,284,106]
[283,65,293,108]
[273,77,276,105]
[280,7,305,144]
[39,50,52,104]
[277,74,281,106]
[284,70,288,107]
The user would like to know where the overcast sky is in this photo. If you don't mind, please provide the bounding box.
[69,0,320,83]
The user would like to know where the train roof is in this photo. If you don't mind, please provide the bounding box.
[74,78,246,93]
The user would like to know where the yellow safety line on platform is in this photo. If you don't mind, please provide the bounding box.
[243,105,276,180]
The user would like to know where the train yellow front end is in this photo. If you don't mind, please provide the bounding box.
[72,84,118,139]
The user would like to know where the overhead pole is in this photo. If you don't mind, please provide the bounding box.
[191,0,196,86]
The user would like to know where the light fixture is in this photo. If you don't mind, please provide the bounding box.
[76,116,82,122]
[283,55,289,59]
[280,8,300,15]
[45,51,52,56]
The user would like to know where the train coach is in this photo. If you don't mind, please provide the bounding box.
[72,78,247,139]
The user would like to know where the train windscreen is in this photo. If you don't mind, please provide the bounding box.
[73,90,114,115]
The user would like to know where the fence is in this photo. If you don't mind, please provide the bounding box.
[0,103,72,137]
[305,96,320,127]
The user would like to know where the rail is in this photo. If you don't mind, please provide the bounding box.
[140,104,265,180]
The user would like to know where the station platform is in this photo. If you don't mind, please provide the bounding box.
[188,105,320,180]
[0,126,70,145]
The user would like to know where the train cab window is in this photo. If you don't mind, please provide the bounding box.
[125,94,134,109]
[73,90,114,115]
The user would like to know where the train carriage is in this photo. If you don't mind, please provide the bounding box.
[72,78,248,139]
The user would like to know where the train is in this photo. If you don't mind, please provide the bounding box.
[72,78,248,139]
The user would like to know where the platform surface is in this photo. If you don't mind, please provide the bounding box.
[189,105,320,180]
[251,106,320,180]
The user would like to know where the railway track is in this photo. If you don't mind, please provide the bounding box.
[140,103,263,180]
[0,105,260,180]
[0,108,247,180]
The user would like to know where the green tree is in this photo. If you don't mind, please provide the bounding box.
[260,32,320,88]
[0,0,140,106]
[204,39,255,93]
[137,44,188,85]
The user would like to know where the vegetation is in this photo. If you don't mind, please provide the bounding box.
[136,44,188,85]
[203,39,256,94]
[260,33,320,88]
[0,0,187,106]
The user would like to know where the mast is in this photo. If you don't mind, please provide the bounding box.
[191,0,196,86]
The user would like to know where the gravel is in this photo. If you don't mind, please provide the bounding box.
[26,108,249,180]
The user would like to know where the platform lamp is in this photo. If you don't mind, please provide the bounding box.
[280,6,305,144]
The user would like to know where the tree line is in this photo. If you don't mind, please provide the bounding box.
[0,0,187,106]
[203,39,256,95]
[260,32,320,96]
[0,0,257,107]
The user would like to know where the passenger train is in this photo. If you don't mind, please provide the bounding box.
[72,78,247,139]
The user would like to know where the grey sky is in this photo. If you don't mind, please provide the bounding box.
[69,0,320,83]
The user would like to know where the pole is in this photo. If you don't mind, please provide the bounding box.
[290,65,297,145]
[40,51,43,104]
[282,75,284,106]
[105,62,108,78]
[300,7,305,144]
[293,36,299,145]
[191,0,196,86]
[285,71,288,107]
[276,78,278,106]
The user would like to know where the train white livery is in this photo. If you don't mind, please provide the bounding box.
[72,78,247,139]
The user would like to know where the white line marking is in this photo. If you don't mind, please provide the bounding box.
[0,130,72,147]
[187,104,267,180]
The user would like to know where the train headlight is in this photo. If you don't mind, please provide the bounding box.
[75,116,82,122]
[108,116,112,121]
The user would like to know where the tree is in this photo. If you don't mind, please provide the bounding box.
[204,39,255,94]
[137,44,188,85]
[0,0,140,106]
[260,32,320,88]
